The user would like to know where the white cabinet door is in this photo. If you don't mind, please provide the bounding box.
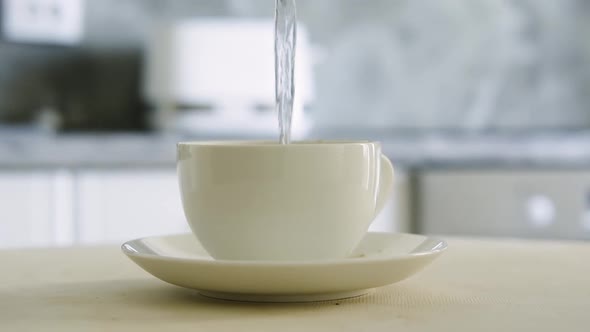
[0,171,53,248]
[77,169,189,244]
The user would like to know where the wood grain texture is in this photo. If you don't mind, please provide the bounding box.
[1,238,589,332]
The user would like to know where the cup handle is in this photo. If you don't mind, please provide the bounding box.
[375,154,394,217]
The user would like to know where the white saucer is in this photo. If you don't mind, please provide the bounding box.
[122,232,447,302]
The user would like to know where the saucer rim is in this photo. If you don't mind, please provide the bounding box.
[121,232,448,267]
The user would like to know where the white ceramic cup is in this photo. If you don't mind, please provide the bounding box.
[177,141,394,261]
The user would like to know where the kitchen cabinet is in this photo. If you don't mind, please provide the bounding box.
[418,170,590,240]
[0,171,54,248]
[76,169,189,244]
[0,168,189,248]
[0,166,406,249]
[75,168,406,243]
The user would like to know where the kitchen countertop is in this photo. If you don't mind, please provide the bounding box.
[2,130,590,168]
[1,237,588,331]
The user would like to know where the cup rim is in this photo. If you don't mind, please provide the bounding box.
[177,140,377,147]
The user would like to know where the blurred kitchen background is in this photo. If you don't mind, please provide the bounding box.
[2,0,590,249]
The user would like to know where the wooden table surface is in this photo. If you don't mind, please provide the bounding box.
[1,237,589,332]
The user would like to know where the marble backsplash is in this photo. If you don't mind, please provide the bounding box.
[289,0,590,130]
[0,0,589,131]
